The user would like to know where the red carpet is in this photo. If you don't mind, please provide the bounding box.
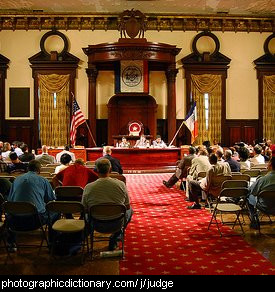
[120,173,275,275]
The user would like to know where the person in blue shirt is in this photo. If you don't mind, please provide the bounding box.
[6,159,57,250]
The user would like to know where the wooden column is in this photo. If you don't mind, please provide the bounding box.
[0,54,9,140]
[166,65,178,145]
[86,66,98,147]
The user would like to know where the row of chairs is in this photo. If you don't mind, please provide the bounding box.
[207,178,275,236]
[0,198,127,263]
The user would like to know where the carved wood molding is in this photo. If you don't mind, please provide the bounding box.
[0,12,273,33]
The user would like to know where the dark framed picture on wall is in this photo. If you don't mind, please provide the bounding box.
[9,87,30,117]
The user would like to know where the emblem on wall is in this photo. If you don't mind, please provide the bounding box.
[115,60,148,93]
[122,65,142,87]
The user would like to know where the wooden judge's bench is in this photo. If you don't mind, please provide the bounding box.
[37,146,188,171]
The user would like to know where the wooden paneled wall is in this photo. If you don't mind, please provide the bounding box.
[224,119,259,146]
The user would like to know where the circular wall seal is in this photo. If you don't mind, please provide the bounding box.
[129,122,141,134]
[122,66,142,87]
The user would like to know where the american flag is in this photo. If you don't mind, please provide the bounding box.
[70,99,85,147]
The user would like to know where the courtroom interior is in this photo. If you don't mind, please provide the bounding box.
[0,0,274,276]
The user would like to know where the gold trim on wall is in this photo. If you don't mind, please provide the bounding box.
[0,12,273,33]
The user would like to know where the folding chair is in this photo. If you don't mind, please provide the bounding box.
[2,201,48,254]
[55,186,84,202]
[39,172,52,177]
[251,164,268,170]
[230,174,250,183]
[0,193,9,257]
[208,187,249,236]
[41,166,56,174]
[260,169,269,176]
[205,175,232,212]
[0,176,16,183]
[46,201,88,264]
[255,190,275,234]
[89,203,126,259]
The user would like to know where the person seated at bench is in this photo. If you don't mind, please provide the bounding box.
[152,135,167,148]
[118,137,130,148]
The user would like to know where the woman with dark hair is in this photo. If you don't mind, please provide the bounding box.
[54,153,72,174]
[238,147,251,170]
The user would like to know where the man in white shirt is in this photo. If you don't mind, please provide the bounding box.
[250,145,265,166]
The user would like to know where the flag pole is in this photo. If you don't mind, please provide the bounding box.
[168,120,186,147]
[85,120,97,147]
[71,92,97,147]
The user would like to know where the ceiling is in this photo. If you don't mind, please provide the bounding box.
[0,0,274,16]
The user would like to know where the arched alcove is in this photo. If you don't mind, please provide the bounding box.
[107,93,157,145]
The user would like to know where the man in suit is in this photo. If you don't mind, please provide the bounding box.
[35,145,56,165]
[224,149,240,172]
[163,146,196,188]
[98,146,123,174]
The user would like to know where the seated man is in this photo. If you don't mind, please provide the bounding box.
[134,134,149,148]
[19,143,35,162]
[224,149,241,172]
[11,141,23,157]
[55,145,76,163]
[52,158,98,189]
[250,144,265,166]
[152,135,167,148]
[187,153,231,209]
[99,146,123,174]
[247,157,275,228]
[82,159,133,251]
[35,145,56,165]
[6,152,28,174]
[6,160,57,250]
[163,146,196,188]
[118,137,130,148]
